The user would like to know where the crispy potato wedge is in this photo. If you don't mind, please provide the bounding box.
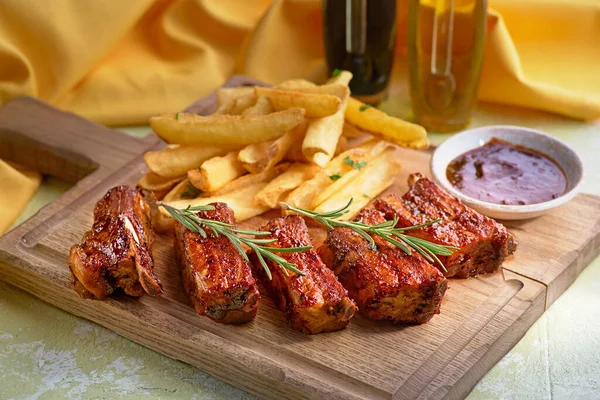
[150,109,305,146]
[342,122,363,138]
[190,151,247,192]
[241,96,273,117]
[282,138,307,163]
[314,147,401,219]
[238,120,307,173]
[154,178,201,232]
[334,135,350,155]
[217,87,255,107]
[312,140,390,207]
[137,171,183,192]
[254,163,321,208]
[163,182,270,223]
[285,140,389,210]
[229,93,257,115]
[208,163,290,197]
[255,86,347,118]
[275,79,316,90]
[144,145,231,178]
[345,97,427,144]
[302,71,353,167]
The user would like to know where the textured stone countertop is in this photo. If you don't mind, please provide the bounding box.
[1,101,599,399]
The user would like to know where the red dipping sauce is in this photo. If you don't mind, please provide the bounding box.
[446,138,567,205]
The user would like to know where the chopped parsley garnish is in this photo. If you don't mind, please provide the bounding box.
[359,104,372,112]
[329,173,342,181]
[344,156,367,170]
[181,183,201,199]
[331,69,342,77]
[175,112,181,120]
[363,193,370,199]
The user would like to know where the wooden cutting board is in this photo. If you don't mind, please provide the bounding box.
[1,76,599,400]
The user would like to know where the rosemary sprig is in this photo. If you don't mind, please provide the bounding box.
[159,202,311,280]
[280,199,458,272]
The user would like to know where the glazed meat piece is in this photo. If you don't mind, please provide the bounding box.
[319,208,447,324]
[174,202,259,324]
[69,185,163,299]
[251,215,356,334]
[374,173,517,278]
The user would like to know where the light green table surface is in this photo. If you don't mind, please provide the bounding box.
[1,102,599,400]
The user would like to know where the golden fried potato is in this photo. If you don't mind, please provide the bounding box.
[253,163,321,208]
[189,151,247,192]
[285,140,390,210]
[163,182,270,223]
[345,97,427,145]
[137,172,183,192]
[208,163,290,197]
[144,145,231,178]
[150,109,305,146]
[254,85,348,118]
[241,96,273,117]
[228,93,257,115]
[154,178,201,232]
[238,120,307,173]
[314,147,401,219]
[275,79,316,90]
[217,86,255,107]
[302,71,353,167]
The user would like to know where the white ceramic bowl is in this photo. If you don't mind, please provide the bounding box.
[431,125,584,220]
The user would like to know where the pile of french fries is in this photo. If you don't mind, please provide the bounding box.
[139,71,429,231]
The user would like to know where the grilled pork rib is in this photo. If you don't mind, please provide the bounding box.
[174,202,260,324]
[374,173,517,278]
[68,185,163,299]
[251,215,357,334]
[319,208,447,324]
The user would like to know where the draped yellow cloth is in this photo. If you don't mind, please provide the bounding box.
[1,0,599,234]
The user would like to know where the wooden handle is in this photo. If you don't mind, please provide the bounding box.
[0,97,156,183]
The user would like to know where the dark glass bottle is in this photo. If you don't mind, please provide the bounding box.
[323,0,397,104]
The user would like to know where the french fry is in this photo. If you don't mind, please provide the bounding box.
[283,138,307,163]
[154,178,201,232]
[144,145,231,178]
[342,122,363,138]
[285,140,389,210]
[345,97,427,145]
[254,163,321,208]
[209,163,290,197]
[255,85,348,118]
[302,71,353,167]
[229,93,257,115]
[334,136,350,155]
[393,137,430,150]
[275,79,316,90]
[163,182,271,223]
[314,147,401,219]
[241,96,273,117]
[190,151,247,192]
[150,109,305,146]
[312,140,390,207]
[137,172,183,192]
[238,120,307,173]
[217,87,255,107]
[214,101,234,115]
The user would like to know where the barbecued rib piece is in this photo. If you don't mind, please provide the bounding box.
[251,215,357,334]
[174,202,259,324]
[68,185,163,299]
[374,173,517,278]
[318,208,447,324]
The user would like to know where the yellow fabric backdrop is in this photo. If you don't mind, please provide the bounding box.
[1,0,599,234]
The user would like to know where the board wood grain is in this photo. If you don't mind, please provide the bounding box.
[0,82,597,399]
